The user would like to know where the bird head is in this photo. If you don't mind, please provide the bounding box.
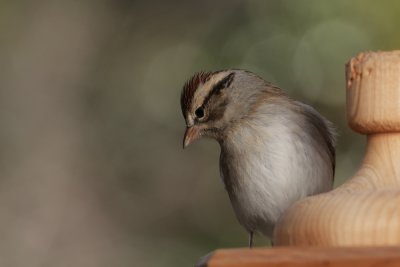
[180,70,238,148]
[180,69,283,148]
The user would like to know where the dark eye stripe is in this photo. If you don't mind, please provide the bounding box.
[201,72,235,108]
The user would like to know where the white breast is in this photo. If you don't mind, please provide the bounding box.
[219,103,334,237]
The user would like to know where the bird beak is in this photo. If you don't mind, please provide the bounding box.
[183,126,201,149]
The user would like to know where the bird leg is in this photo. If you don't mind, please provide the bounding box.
[248,231,254,248]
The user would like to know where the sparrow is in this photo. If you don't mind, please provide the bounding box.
[180,69,336,247]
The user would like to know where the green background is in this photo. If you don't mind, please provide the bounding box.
[1,1,399,266]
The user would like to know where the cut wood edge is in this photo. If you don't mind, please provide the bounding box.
[197,246,400,267]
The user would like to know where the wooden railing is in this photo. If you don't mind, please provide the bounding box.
[196,247,400,267]
[197,51,400,266]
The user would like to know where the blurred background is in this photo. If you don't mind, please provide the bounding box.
[1,0,399,266]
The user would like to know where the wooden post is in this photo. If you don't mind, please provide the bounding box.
[274,50,400,246]
[197,51,400,266]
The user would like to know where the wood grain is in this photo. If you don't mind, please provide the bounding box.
[273,50,400,246]
[347,51,400,133]
[197,247,400,267]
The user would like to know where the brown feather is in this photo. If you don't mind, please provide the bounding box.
[180,71,214,118]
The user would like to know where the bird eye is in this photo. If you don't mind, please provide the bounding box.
[195,107,204,118]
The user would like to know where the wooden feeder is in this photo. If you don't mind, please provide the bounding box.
[197,51,400,266]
